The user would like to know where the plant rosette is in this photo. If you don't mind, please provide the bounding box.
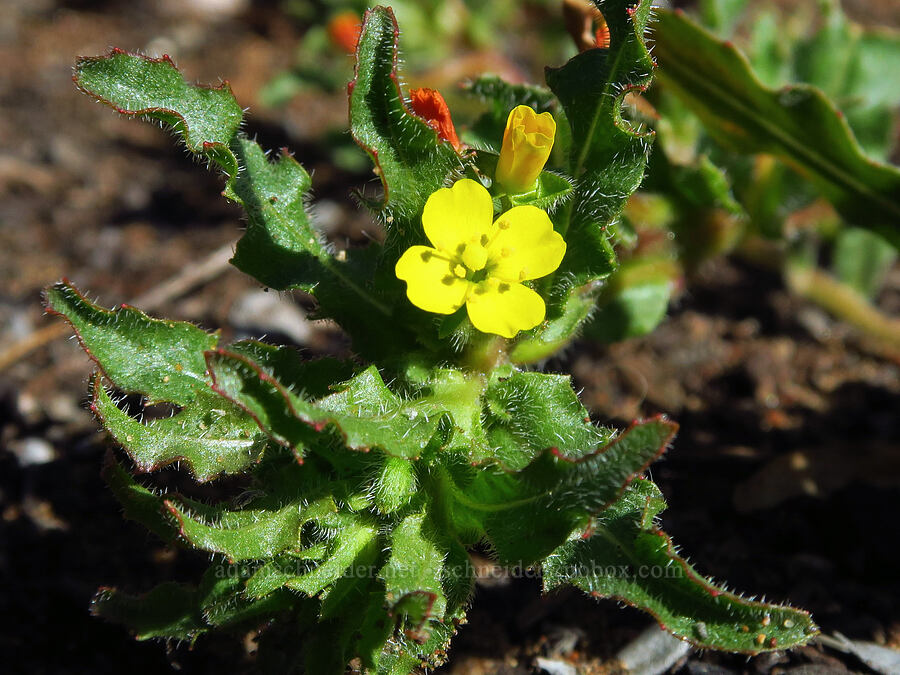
[48,3,816,673]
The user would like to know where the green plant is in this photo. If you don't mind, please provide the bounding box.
[49,3,818,672]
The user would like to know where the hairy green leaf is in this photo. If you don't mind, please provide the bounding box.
[46,281,268,480]
[380,513,446,628]
[92,583,207,641]
[448,417,677,566]
[92,569,295,642]
[46,281,215,402]
[73,49,399,336]
[483,370,614,470]
[288,517,379,596]
[207,349,471,460]
[349,6,461,236]
[544,479,818,652]
[545,0,656,290]
[73,49,242,174]
[166,499,303,562]
[226,137,330,292]
[92,378,266,480]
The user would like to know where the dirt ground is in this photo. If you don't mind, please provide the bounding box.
[1,1,898,673]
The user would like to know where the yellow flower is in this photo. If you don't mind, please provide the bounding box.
[395,179,566,338]
[495,105,557,195]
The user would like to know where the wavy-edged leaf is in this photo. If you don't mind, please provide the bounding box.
[228,340,356,399]
[545,0,657,290]
[482,370,614,470]
[544,478,818,652]
[206,349,458,459]
[73,51,328,290]
[226,136,331,292]
[100,450,179,544]
[349,6,462,240]
[92,377,266,480]
[448,416,677,566]
[73,49,242,174]
[46,281,215,401]
[73,48,395,332]
[92,568,295,641]
[165,498,303,562]
[45,281,268,480]
[380,513,446,630]
[652,9,900,248]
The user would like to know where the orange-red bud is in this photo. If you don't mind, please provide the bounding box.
[327,11,362,54]
[409,87,462,152]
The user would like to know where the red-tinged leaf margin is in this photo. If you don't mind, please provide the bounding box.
[206,348,439,460]
[89,373,264,481]
[161,499,230,562]
[572,414,675,512]
[206,347,324,458]
[459,417,677,567]
[615,523,818,653]
[519,415,678,514]
[43,279,220,392]
[347,5,465,215]
[72,48,241,175]
[351,7,406,207]
[552,414,676,463]
[567,483,819,653]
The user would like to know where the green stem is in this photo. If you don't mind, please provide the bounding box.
[738,237,900,355]
[462,333,507,374]
[785,262,900,353]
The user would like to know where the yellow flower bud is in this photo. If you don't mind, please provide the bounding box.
[495,105,556,195]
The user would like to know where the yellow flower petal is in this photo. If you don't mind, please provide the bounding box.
[422,178,493,270]
[465,278,545,338]
[486,205,566,282]
[395,245,470,314]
